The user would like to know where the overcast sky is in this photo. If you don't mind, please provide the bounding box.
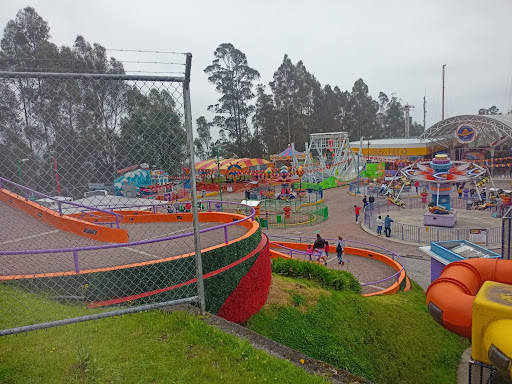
[2,0,512,138]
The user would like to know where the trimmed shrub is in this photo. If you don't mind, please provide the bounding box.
[271,257,361,294]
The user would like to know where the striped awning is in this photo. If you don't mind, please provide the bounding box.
[270,145,305,161]
[194,158,272,172]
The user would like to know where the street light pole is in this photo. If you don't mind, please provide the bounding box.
[356,153,360,194]
[216,146,223,201]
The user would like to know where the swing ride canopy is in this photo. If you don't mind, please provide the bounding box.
[270,145,306,161]
[193,158,272,174]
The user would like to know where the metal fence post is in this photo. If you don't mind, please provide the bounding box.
[184,53,205,315]
[73,251,80,273]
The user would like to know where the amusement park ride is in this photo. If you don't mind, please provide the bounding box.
[294,132,360,183]
[398,154,491,227]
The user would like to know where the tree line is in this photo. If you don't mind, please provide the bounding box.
[0,7,186,197]
[194,43,425,160]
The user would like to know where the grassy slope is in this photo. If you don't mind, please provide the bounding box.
[247,275,469,384]
[0,285,329,384]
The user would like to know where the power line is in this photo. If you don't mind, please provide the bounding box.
[1,58,185,66]
[106,48,187,55]
[0,66,184,75]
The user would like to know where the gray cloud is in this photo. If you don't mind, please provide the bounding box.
[2,0,512,137]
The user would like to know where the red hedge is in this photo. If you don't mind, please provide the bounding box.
[216,235,271,323]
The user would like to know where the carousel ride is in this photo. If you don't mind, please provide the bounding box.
[398,154,489,227]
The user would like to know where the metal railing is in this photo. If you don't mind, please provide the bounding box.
[348,180,428,197]
[268,235,405,289]
[258,200,328,228]
[0,176,123,228]
[0,199,254,335]
[363,197,502,245]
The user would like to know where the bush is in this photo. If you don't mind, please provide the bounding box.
[271,258,361,294]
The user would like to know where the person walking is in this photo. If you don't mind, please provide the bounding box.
[362,195,368,208]
[312,233,327,265]
[376,215,384,236]
[354,205,361,223]
[414,181,420,194]
[336,236,345,265]
[384,215,394,237]
[458,186,463,199]
[324,241,330,259]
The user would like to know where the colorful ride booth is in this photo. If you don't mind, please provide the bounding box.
[114,163,175,200]
[192,158,273,195]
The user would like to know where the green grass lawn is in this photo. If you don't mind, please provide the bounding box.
[247,274,469,384]
[0,284,331,384]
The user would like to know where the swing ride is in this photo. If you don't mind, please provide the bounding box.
[398,154,490,227]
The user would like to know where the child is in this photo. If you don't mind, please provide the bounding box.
[458,187,463,199]
[354,205,361,223]
[324,241,329,259]
[306,244,314,261]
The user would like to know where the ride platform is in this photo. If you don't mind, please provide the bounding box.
[424,211,457,227]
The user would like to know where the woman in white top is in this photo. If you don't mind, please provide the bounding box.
[376,216,384,236]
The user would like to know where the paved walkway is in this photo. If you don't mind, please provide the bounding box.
[0,201,248,276]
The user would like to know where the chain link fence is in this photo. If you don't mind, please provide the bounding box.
[0,57,208,335]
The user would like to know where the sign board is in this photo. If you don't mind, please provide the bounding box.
[88,182,105,191]
[455,124,478,144]
[240,200,260,207]
[469,229,487,245]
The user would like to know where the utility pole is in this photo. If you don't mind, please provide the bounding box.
[442,64,446,120]
[287,104,291,144]
[423,95,427,132]
[404,104,415,137]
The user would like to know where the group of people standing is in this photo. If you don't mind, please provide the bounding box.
[354,194,376,224]
[307,233,345,266]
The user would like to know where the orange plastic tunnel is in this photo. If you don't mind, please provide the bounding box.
[426,258,512,339]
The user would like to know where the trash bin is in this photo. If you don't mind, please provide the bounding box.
[276,215,282,224]
[259,218,268,228]
[466,202,472,210]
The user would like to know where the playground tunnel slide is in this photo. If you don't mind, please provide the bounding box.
[426,258,512,379]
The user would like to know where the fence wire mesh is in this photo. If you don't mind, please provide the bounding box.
[0,66,206,335]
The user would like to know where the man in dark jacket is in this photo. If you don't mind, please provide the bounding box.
[312,233,327,265]
[384,215,394,237]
